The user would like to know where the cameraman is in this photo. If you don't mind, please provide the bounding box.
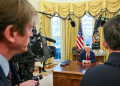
[0,0,39,86]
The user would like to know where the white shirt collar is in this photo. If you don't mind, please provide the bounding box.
[0,54,9,77]
[86,53,90,55]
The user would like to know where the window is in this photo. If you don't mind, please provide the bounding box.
[51,16,61,60]
[82,14,94,47]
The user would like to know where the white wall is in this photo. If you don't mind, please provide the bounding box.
[27,0,40,32]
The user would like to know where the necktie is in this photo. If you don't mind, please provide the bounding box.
[7,69,12,86]
[87,54,89,60]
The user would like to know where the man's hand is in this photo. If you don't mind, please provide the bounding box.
[84,60,90,63]
[19,80,39,86]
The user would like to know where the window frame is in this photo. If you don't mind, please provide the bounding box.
[51,16,61,60]
[82,14,95,48]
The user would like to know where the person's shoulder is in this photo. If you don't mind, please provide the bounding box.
[81,51,86,54]
[82,51,86,53]
[90,51,95,54]
[86,64,104,73]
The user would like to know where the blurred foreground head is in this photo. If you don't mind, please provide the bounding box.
[103,14,120,50]
[0,0,37,40]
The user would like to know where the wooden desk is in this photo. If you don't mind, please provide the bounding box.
[96,55,105,63]
[52,61,99,86]
[71,53,105,63]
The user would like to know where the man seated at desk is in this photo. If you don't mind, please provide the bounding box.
[78,46,96,63]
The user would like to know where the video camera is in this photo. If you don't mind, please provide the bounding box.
[9,32,56,82]
[30,32,56,62]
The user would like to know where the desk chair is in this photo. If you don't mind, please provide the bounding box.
[77,49,85,58]
[72,47,77,54]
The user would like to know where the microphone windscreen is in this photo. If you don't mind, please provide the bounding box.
[96,18,102,28]
[101,21,106,27]
[71,21,75,27]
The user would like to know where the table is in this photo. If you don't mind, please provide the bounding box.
[71,53,105,63]
[52,61,99,86]
[95,55,105,63]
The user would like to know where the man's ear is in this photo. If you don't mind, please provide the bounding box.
[102,40,108,49]
[4,25,17,43]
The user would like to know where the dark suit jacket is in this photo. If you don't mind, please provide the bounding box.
[9,63,19,86]
[78,51,96,63]
[80,52,120,86]
[0,66,10,86]
[9,63,23,86]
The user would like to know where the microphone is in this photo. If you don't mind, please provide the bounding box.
[71,21,75,27]
[101,21,106,27]
[45,37,56,43]
[68,17,76,27]
[96,14,109,27]
[96,14,102,28]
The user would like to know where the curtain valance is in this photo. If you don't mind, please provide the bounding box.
[39,0,120,18]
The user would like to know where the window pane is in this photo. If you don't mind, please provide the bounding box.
[82,14,93,48]
[89,25,92,28]
[57,17,60,21]
[84,24,90,29]
[52,22,60,30]
[53,37,61,59]
[51,16,61,60]
[54,48,61,59]
[84,37,92,46]
[52,30,58,36]
[84,29,92,36]
[90,21,92,24]
[52,17,58,21]
[89,30,92,36]
[84,29,91,36]
[53,37,61,48]
[52,30,60,36]
[85,21,89,24]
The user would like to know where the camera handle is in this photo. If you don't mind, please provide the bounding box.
[32,74,43,81]
[32,75,43,86]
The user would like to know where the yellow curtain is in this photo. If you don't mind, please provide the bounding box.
[39,0,120,64]
[57,3,70,18]
[106,0,120,13]
[60,19,66,61]
[72,2,86,17]
[40,14,53,68]
[43,1,56,15]
[88,0,103,16]
[66,15,79,61]
[39,0,120,17]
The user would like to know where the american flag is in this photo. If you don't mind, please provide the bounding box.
[76,22,84,49]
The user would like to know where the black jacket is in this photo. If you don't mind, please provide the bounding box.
[80,52,120,86]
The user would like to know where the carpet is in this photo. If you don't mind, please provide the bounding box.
[33,69,53,86]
